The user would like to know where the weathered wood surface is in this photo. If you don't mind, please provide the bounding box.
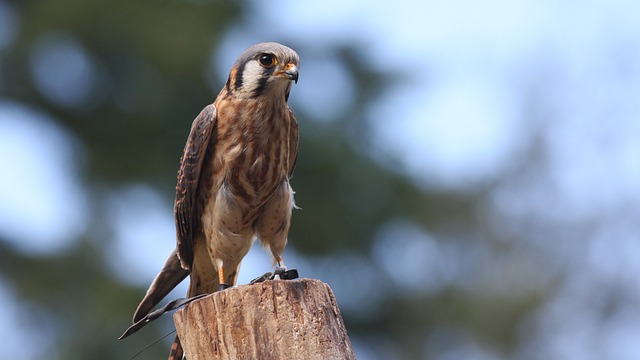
[174,278,356,360]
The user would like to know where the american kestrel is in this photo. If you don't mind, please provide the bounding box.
[131,42,299,360]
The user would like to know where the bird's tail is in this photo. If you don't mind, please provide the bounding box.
[133,249,190,323]
[167,265,219,360]
[168,258,244,359]
[168,334,184,360]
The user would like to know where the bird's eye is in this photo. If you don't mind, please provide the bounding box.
[258,54,277,67]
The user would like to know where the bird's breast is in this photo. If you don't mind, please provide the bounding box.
[212,99,291,211]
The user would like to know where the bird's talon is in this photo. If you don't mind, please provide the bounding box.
[217,283,229,291]
[274,266,287,280]
[249,268,299,283]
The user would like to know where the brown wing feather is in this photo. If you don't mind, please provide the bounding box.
[174,104,217,270]
[287,108,299,178]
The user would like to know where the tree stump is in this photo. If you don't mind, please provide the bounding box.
[173,278,356,360]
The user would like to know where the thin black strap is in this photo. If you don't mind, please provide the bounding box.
[119,294,207,340]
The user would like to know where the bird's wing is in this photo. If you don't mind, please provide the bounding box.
[175,104,217,270]
[287,108,299,177]
[131,105,216,323]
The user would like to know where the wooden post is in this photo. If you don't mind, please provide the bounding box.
[173,278,356,360]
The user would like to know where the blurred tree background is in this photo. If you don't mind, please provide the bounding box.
[1,1,639,359]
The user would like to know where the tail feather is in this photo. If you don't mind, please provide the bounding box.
[138,249,243,359]
[168,263,241,359]
[133,249,189,323]
[167,268,215,360]
[168,334,184,360]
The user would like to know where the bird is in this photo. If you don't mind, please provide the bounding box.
[130,42,300,360]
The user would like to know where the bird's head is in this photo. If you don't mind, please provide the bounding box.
[226,42,299,102]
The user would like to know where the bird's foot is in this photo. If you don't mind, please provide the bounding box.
[274,266,287,280]
[217,283,229,291]
[250,268,299,284]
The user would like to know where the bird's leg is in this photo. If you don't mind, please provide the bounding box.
[248,257,289,284]
[217,264,229,291]
[274,257,287,280]
[273,255,299,280]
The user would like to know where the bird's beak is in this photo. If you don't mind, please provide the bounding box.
[277,63,299,84]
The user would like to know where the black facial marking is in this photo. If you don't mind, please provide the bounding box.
[251,66,276,98]
[234,61,246,91]
[285,87,291,102]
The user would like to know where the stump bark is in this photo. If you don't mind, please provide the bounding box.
[173,278,356,360]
